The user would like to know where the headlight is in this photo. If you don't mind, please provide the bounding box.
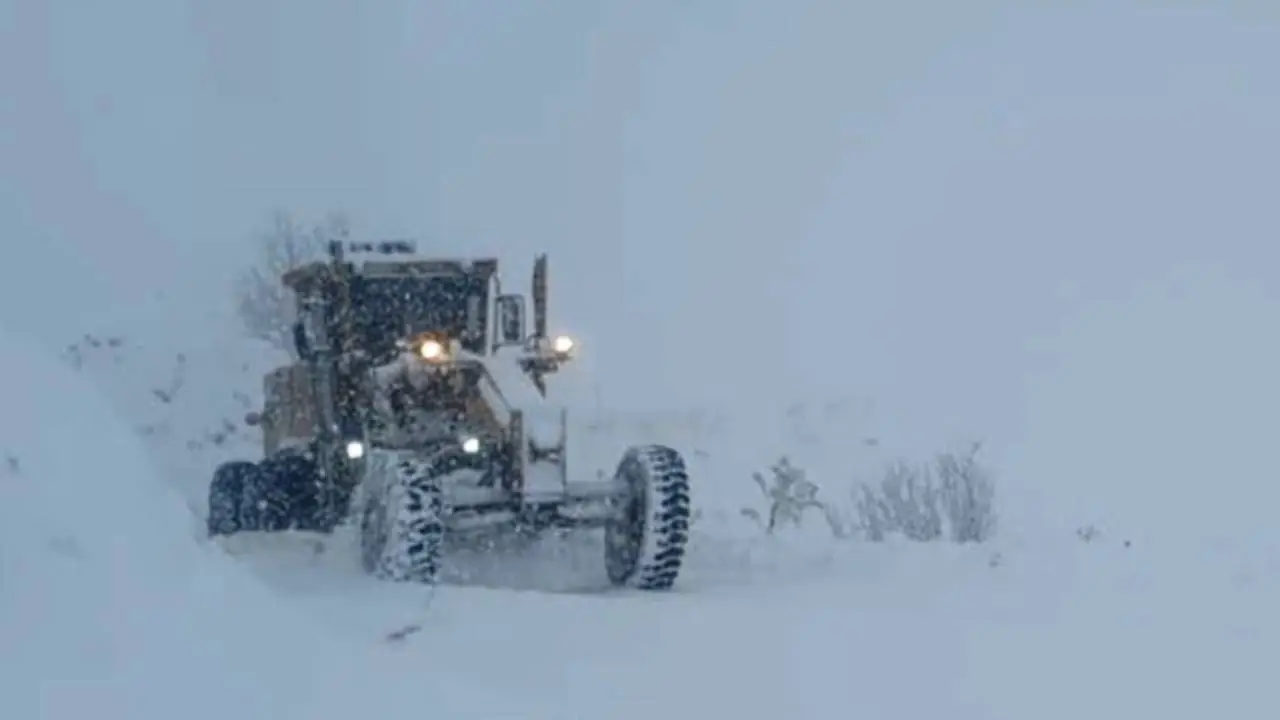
[344,440,365,460]
[460,436,481,454]
[552,335,574,354]
[419,339,446,361]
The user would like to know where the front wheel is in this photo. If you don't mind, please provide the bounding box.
[605,445,692,590]
[360,450,448,584]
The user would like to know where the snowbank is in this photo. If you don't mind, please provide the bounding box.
[0,327,348,720]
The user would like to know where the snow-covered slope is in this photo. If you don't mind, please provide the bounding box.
[0,327,352,718]
[0,328,538,719]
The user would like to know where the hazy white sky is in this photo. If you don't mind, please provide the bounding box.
[3,0,1279,534]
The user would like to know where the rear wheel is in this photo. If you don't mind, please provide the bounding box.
[207,461,260,537]
[245,452,319,531]
[605,445,692,590]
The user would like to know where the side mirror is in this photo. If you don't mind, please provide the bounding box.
[244,411,263,427]
[496,295,526,345]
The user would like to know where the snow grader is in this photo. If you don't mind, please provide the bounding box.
[206,241,691,590]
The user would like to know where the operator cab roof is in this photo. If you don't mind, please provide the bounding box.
[281,242,498,294]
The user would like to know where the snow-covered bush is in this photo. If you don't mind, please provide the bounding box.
[933,444,997,543]
[743,442,997,543]
[233,210,349,358]
[854,443,997,543]
[853,459,942,542]
[741,456,847,538]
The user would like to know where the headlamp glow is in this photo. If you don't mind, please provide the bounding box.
[419,339,446,361]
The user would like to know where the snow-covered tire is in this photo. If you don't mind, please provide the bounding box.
[254,451,325,531]
[605,445,692,590]
[240,457,301,532]
[360,451,447,584]
[207,461,260,537]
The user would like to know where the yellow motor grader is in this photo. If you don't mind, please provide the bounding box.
[206,241,691,590]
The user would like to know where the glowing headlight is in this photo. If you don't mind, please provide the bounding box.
[460,436,481,454]
[419,339,445,360]
[344,440,365,460]
[552,335,574,354]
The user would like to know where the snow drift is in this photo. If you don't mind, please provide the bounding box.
[0,327,355,719]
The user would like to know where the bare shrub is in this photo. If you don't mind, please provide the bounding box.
[878,459,943,541]
[934,443,997,543]
[233,210,349,357]
[853,443,997,543]
[852,483,890,542]
[741,456,845,537]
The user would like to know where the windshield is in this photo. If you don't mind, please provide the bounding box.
[349,275,488,359]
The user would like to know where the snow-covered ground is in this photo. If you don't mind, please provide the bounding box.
[6,325,1280,719]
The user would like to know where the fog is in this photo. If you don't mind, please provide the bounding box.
[3,0,1278,536]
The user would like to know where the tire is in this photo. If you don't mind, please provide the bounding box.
[207,461,261,537]
[255,451,325,531]
[360,450,448,584]
[241,452,315,532]
[605,445,692,590]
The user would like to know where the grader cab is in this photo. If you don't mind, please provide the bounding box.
[209,240,692,592]
[254,242,564,457]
